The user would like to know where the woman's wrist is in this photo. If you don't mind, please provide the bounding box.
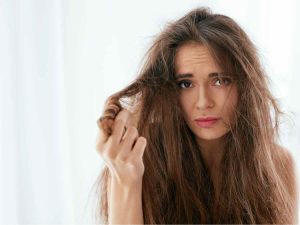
[110,176,143,199]
[109,176,144,224]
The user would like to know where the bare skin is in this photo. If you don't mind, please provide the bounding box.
[174,41,238,196]
[196,135,226,196]
[274,145,299,224]
[174,42,299,220]
[97,108,146,224]
[97,41,298,223]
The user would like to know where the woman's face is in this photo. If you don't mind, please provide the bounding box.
[174,42,238,141]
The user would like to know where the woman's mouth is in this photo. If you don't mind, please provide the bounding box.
[194,118,219,128]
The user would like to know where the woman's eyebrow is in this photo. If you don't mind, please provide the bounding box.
[175,72,225,79]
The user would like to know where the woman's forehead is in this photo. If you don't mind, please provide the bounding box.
[175,42,222,74]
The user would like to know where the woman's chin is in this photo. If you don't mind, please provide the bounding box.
[195,130,229,141]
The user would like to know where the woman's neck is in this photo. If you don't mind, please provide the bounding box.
[196,135,226,174]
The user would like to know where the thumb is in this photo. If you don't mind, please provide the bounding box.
[97,117,113,144]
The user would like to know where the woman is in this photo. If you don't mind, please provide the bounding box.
[95,7,298,224]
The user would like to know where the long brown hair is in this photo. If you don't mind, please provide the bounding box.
[94,7,295,223]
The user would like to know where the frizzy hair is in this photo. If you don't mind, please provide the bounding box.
[94,7,296,224]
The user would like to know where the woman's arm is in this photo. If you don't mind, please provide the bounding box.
[97,107,146,225]
[108,176,144,224]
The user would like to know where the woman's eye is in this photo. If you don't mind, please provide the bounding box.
[177,80,192,89]
[213,78,231,86]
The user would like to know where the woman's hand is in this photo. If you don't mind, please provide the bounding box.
[96,104,147,188]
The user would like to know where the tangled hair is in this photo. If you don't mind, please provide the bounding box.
[94,7,296,224]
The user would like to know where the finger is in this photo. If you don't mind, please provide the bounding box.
[102,103,121,121]
[111,109,131,144]
[96,129,107,154]
[97,117,114,138]
[118,126,139,160]
[128,136,147,161]
[103,96,122,119]
[97,98,122,136]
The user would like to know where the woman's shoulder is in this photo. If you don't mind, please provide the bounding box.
[274,145,298,197]
[274,144,296,172]
[273,144,299,222]
[273,144,295,177]
[274,144,293,164]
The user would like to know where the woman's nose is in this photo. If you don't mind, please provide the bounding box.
[195,86,214,110]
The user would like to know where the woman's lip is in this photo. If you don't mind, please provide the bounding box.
[195,117,220,121]
[195,119,219,128]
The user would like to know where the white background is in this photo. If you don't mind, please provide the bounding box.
[0,0,299,224]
